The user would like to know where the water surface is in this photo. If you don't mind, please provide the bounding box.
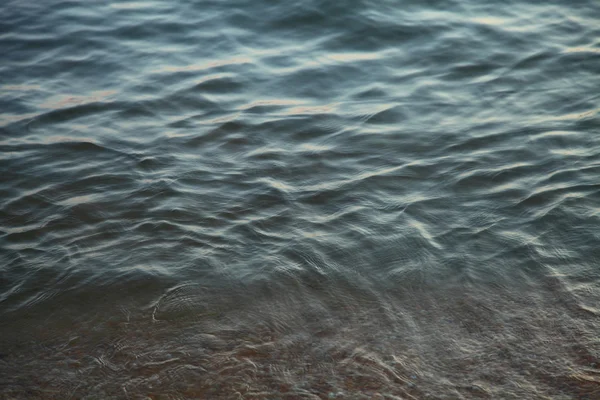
[1,0,600,398]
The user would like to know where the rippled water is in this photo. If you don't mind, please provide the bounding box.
[1,0,600,398]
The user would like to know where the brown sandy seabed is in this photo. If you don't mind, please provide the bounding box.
[1,275,599,400]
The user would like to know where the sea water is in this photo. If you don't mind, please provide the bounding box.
[1,0,600,398]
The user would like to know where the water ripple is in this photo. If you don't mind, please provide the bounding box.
[2,0,600,397]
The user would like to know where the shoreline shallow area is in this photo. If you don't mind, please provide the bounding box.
[2,276,599,399]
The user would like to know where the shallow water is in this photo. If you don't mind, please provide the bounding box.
[1,0,600,398]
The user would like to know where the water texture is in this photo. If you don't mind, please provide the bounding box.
[1,0,600,398]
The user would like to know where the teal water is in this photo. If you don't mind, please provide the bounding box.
[1,0,600,398]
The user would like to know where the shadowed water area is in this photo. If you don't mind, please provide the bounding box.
[1,0,600,398]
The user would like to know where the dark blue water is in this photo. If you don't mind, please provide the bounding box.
[1,0,600,398]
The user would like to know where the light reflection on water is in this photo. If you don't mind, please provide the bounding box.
[1,0,600,398]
